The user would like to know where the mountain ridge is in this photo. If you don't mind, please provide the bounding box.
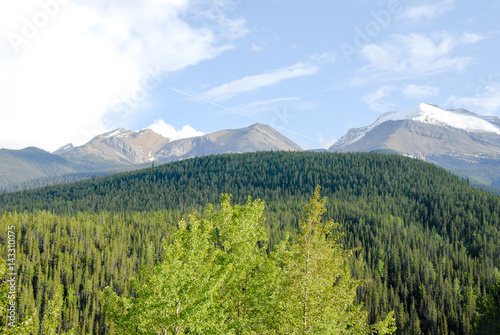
[331,103,500,150]
[329,103,500,188]
[0,123,302,191]
[3,103,500,191]
[155,123,302,162]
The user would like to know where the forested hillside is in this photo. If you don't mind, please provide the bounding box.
[1,152,499,334]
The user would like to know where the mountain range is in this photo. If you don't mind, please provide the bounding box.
[329,103,500,189]
[1,103,499,191]
[0,123,302,191]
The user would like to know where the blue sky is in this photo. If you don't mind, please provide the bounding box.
[1,0,499,151]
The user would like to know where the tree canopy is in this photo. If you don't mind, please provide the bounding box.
[105,187,396,334]
[1,152,499,334]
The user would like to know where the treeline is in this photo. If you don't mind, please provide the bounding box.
[0,152,499,334]
[0,165,150,193]
[0,171,112,193]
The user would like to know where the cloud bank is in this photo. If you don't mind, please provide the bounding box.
[194,63,319,102]
[352,32,485,84]
[0,0,245,151]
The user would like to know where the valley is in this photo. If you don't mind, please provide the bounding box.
[1,151,499,334]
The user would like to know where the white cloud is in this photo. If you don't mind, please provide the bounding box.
[362,86,395,112]
[251,43,264,52]
[310,52,335,64]
[194,63,319,102]
[446,82,500,114]
[460,33,486,44]
[400,0,454,21]
[402,84,440,99]
[0,0,245,151]
[228,97,299,115]
[148,119,204,140]
[354,33,484,84]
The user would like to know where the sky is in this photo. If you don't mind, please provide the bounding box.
[1,0,500,152]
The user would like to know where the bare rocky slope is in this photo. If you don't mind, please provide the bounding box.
[155,123,302,162]
[0,124,302,191]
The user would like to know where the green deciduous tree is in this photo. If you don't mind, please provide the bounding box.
[105,195,276,334]
[105,189,396,334]
[105,213,229,334]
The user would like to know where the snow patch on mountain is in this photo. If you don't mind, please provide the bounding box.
[105,128,138,139]
[334,103,500,148]
[381,103,500,135]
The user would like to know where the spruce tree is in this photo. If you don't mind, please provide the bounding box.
[274,186,396,334]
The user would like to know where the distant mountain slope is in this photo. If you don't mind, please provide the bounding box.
[329,103,500,187]
[0,129,170,191]
[0,151,492,215]
[1,163,152,192]
[58,123,302,166]
[155,123,302,162]
[0,124,302,191]
[0,147,79,189]
[58,128,171,166]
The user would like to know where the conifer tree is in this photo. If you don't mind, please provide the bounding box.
[0,260,71,335]
[274,186,396,334]
[474,280,500,334]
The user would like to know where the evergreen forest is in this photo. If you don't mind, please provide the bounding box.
[0,151,499,334]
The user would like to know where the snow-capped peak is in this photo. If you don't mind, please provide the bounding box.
[331,103,500,149]
[52,143,75,155]
[375,103,500,135]
[106,128,138,138]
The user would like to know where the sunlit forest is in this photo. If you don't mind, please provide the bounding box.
[1,152,499,334]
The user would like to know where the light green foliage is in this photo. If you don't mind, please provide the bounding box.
[1,309,38,335]
[105,196,278,334]
[0,259,70,334]
[206,195,280,333]
[105,189,396,334]
[41,285,74,335]
[274,186,395,334]
[106,213,229,334]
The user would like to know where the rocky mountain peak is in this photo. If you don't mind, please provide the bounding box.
[329,103,500,187]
